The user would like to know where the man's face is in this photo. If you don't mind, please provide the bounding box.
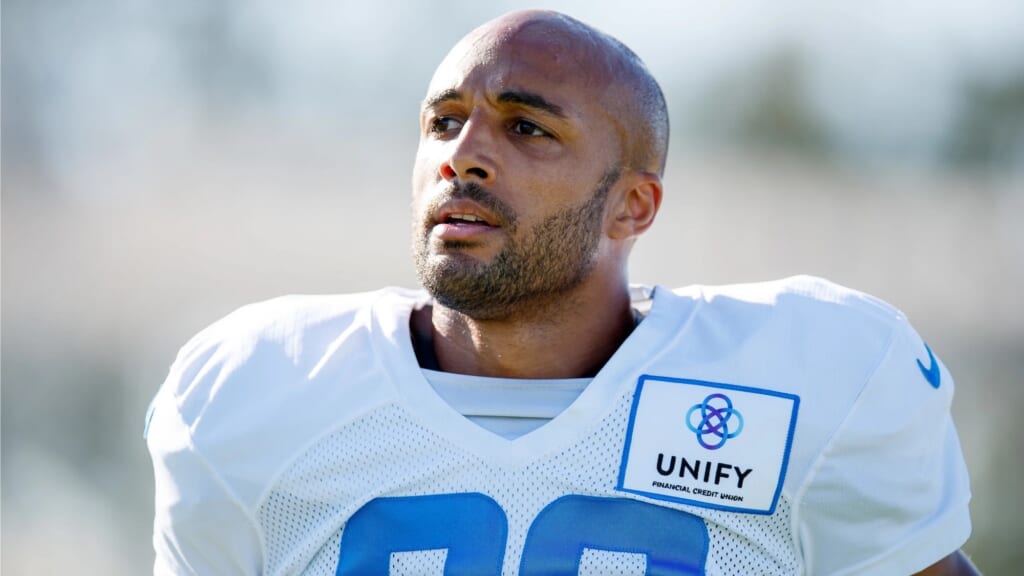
[411,21,624,320]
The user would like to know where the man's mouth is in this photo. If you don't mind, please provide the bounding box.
[431,208,502,243]
[444,213,493,226]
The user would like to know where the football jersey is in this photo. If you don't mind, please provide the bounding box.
[146,275,971,575]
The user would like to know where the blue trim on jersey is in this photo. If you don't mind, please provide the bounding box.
[617,375,800,515]
[916,343,941,389]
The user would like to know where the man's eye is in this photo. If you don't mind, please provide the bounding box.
[511,119,550,138]
[428,117,462,135]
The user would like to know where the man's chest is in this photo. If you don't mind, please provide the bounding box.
[256,399,800,575]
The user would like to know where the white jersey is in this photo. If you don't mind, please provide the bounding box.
[146,275,971,575]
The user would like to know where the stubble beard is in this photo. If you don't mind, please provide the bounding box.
[413,169,619,321]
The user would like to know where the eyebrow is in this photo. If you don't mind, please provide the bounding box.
[496,90,567,119]
[422,89,567,119]
[422,89,460,111]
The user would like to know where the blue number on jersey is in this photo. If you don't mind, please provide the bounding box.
[336,493,708,575]
[336,493,506,575]
[521,495,708,575]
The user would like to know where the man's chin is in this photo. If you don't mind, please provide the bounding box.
[426,246,500,269]
[418,257,486,286]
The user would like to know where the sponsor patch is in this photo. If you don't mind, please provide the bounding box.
[617,375,799,514]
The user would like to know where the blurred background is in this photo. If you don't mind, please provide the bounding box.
[3,0,1022,573]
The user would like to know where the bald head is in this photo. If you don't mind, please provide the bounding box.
[432,10,670,176]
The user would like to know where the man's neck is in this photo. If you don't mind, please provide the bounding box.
[410,283,637,379]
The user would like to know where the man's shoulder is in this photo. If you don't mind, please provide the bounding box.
[147,288,424,512]
[148,288,423,485]
[179,287,420,358]
[656,275,913,392]
[675,274,905,333]
[188,289,399,345]
[682,274,898,313]
[161,287,421,418]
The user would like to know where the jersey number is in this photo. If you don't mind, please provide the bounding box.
[335,493,708,575]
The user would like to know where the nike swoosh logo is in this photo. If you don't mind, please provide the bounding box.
[916,343,941,389]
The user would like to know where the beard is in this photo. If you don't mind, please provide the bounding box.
[413,169,619,321]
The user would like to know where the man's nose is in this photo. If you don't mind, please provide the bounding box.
[440,114,498,185]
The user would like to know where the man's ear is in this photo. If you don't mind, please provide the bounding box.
[607,171,662,240]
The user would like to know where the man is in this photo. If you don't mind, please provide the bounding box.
[147,9,978,575]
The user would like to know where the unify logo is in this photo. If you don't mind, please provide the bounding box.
[686,393,744,450]
[619,375,799,513]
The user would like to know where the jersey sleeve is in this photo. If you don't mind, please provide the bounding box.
[146,369,264,575]
[796,316,972,575]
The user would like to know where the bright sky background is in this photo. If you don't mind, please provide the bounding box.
[7,0,1024,196]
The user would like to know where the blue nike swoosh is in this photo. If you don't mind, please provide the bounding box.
[916,343,941,389]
